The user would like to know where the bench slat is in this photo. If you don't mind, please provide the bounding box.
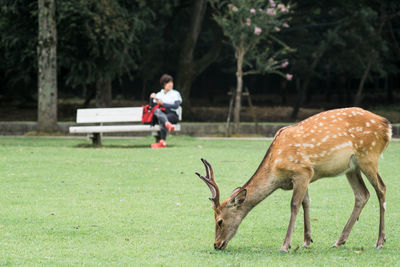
[77,107,143,123]
[69,124,181,134]
[76,106,182,123]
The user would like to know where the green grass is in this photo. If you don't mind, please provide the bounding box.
[0,136,399,266]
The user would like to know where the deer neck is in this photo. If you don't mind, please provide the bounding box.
[242,161,278,210]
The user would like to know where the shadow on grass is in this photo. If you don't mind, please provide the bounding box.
[75,143,178,149]
[197,243,378,257]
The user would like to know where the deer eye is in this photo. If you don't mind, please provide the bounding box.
[217,219,223,227]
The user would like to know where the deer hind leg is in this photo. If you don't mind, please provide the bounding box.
[280,176,310,253]
[332,169,370,248]
[301,190,313,248]
[358,160,386,248]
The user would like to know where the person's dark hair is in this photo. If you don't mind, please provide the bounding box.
[160,74,173,87]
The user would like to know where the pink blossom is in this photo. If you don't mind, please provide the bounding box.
[250,8,256,14]
[254,26,262,35]
[246,18,251,26]
[286,74,293,81]
[269,0,275,5]
[266,8,276,16]
[282,23,290,28]
[282,61,289,68]
[278,3,288,12]
[274,26,281,32]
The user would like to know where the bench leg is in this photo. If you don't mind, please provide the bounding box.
[91,133,102,145]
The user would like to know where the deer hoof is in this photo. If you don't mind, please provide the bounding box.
[280,249,288,253]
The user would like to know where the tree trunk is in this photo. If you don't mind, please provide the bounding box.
[37,0,58,132]
[354,0,388,107]
[291,48,325,120]
[354,50,374,107]
[96,79,112,107]
[233,47,245,133]
[175,0,207,114]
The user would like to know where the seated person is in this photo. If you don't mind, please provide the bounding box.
[149,74,182,148]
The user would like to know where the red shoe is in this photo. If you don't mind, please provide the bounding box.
[165,121,175,132]
[151,140,167,149]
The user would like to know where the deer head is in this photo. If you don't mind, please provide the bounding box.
[195,158,247,250]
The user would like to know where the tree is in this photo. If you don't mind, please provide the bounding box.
[212,0,293,132]
[0,1,38,103]
[57,0,150,107]
[175,0,223,115]
[38,0,58,132]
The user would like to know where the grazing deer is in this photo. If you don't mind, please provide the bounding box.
[195,107,391,252]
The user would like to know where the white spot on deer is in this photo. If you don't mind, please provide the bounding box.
[311,138,316,142]
[356,127,363,132]
[349,115,353,118]
[366,122,370,127]
[277,149,282,155]
[294,144,301,147]
[288,155,294,162]
[316,142,321,146]
[303,144,314,148]
[342,112,347,116]
[301,154,309,159]
[370,119,376,124]
[332,135,337,138]
[322,117,327,120]
[321,136,329,142]
[359,140,364,145]
[310,129,315,133]
[343,132,348,136]
[275,159,282,163]
[372,141,376,146]
[319,122,324,126]
[330,115,335,119]
[345,122,350,126]
[350,134,355,138]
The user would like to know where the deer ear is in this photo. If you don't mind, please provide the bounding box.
[229,189,247,207]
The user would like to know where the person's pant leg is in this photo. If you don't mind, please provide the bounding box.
[154,109,168,140]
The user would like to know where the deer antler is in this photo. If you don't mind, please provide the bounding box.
[195,158,220,208]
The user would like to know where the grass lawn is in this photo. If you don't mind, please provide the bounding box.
[0,136,399,266]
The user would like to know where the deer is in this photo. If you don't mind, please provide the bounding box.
[195,107,391,253]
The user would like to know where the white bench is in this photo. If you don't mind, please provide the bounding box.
[69,107,182,145]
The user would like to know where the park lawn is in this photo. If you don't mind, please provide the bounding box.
[0,136,399,266]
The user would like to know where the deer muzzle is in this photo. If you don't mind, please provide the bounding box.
[214,240,227,250]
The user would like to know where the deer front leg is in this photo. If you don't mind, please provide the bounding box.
[280,178,310,253]
[301,190,313,248]
[332,170,369,248]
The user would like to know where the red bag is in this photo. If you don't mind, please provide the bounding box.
[141,104,165,124]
